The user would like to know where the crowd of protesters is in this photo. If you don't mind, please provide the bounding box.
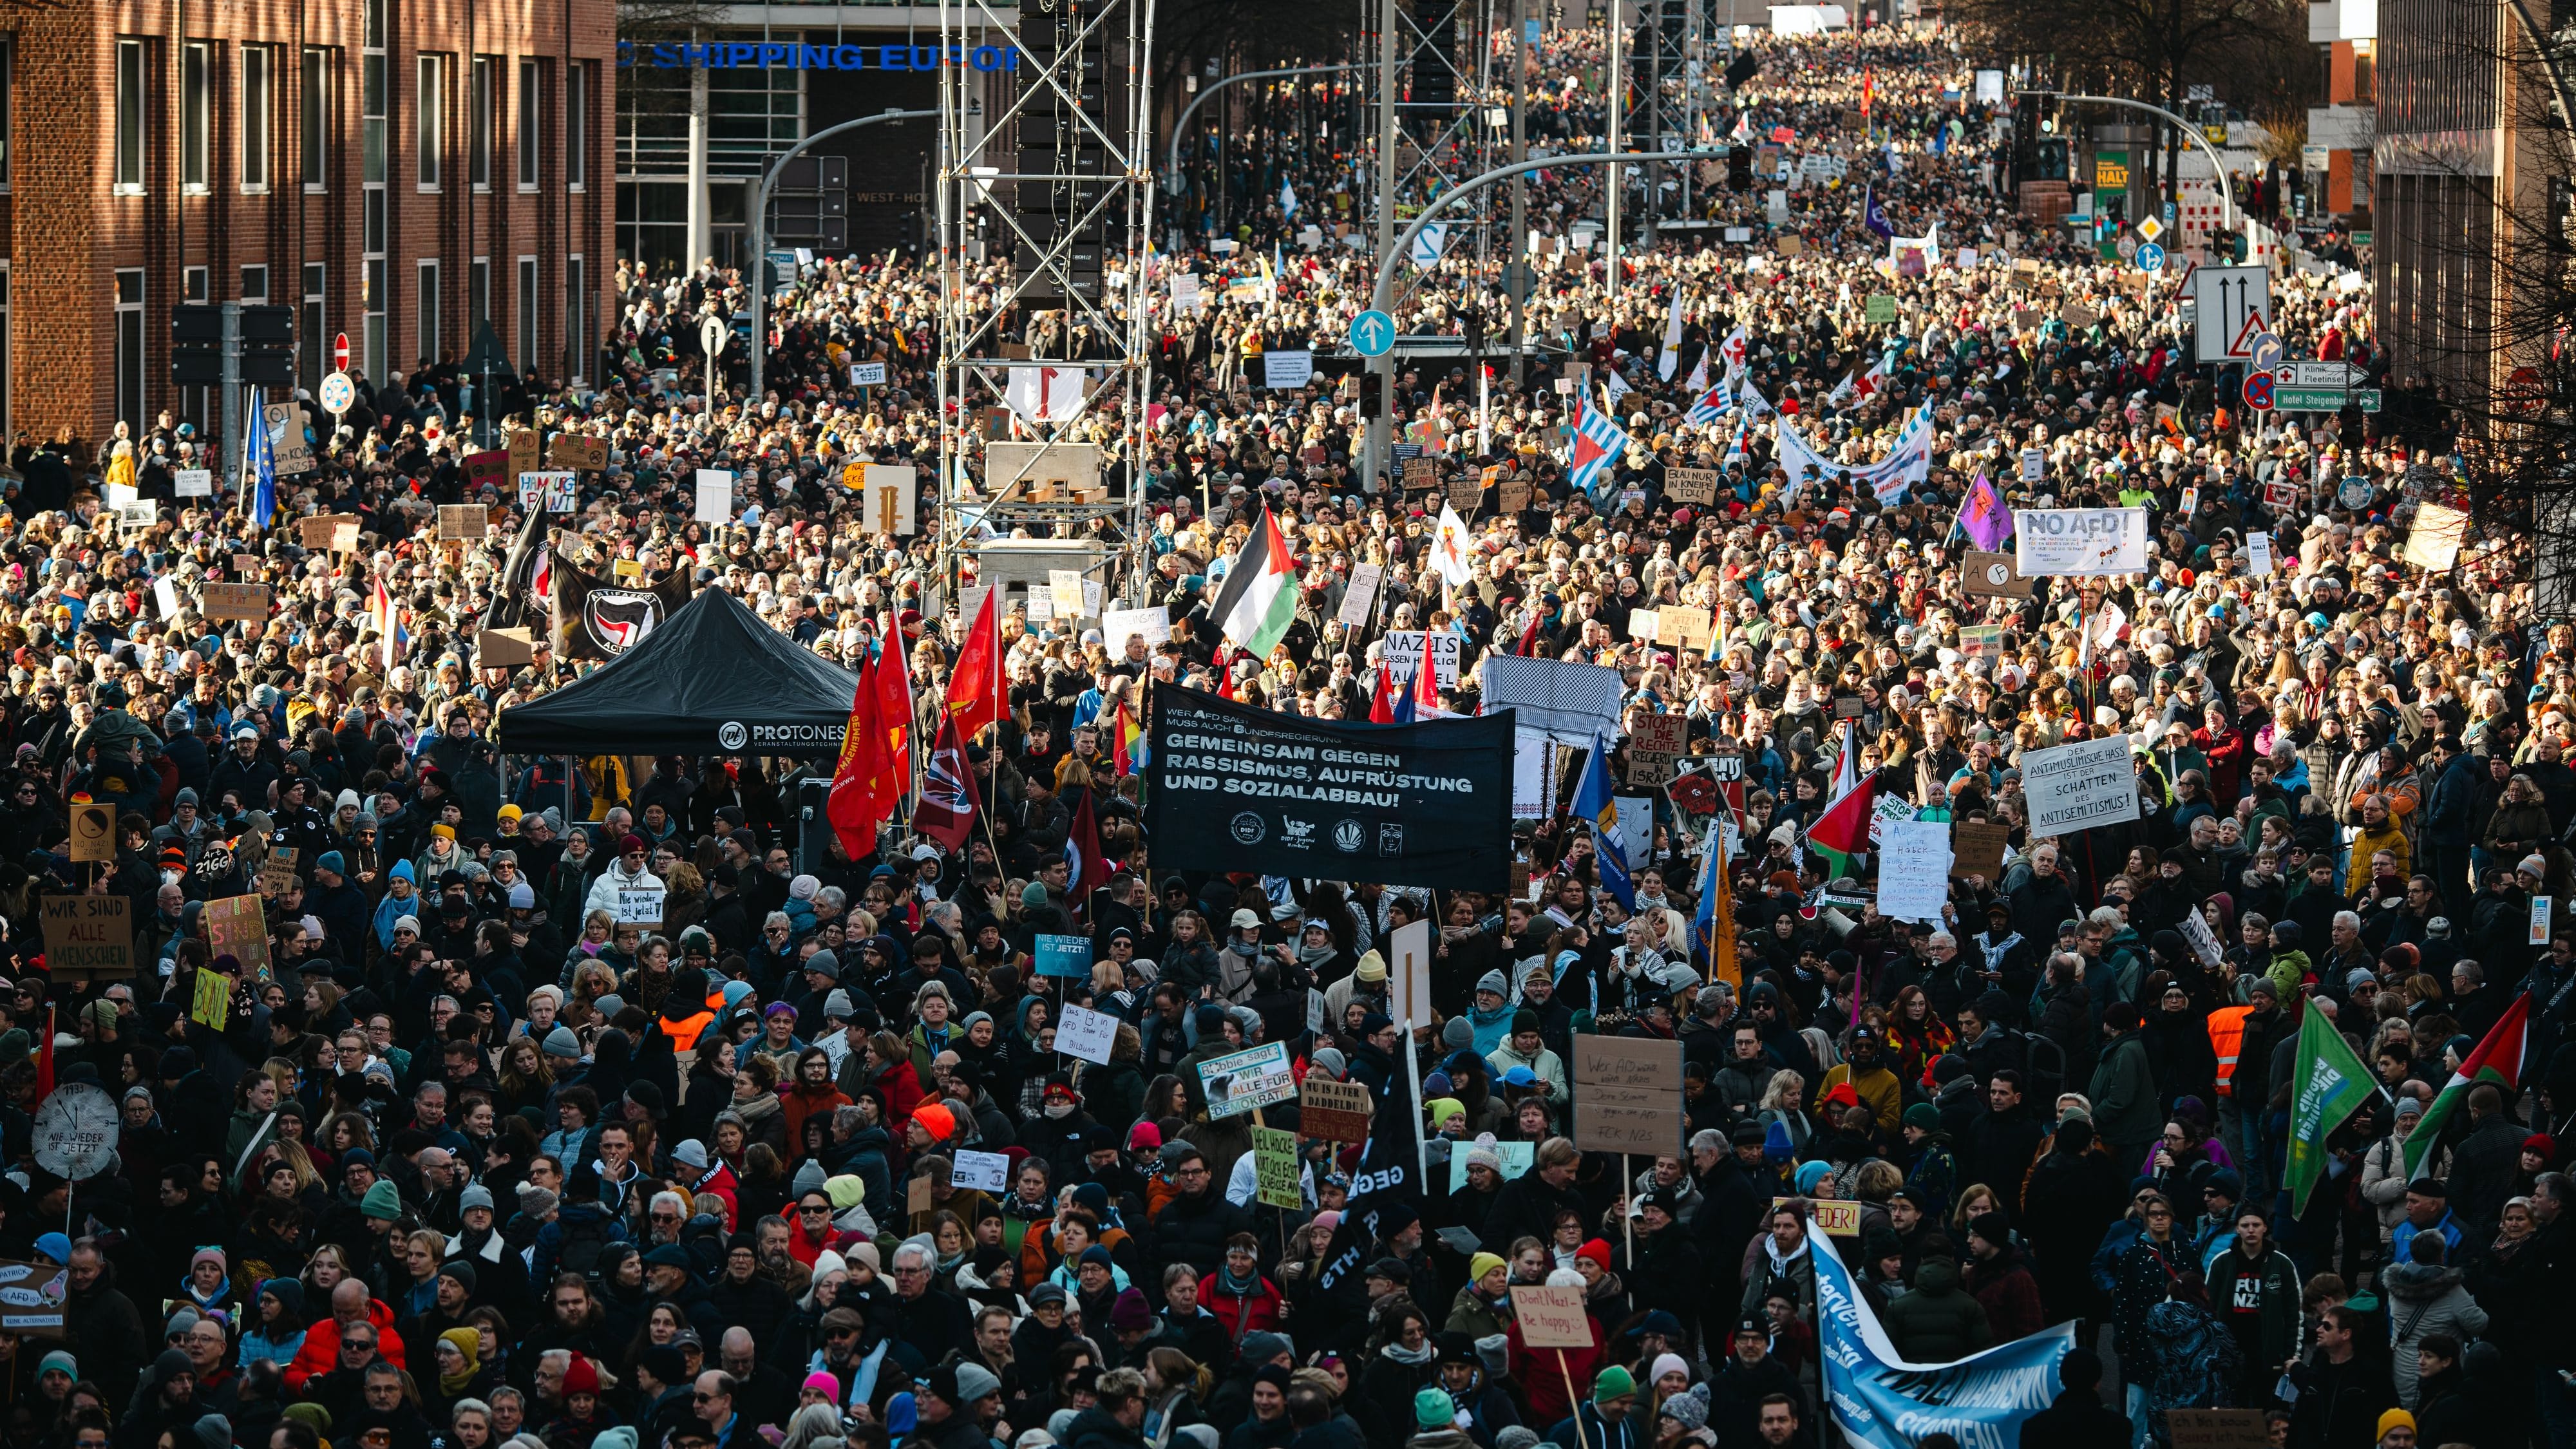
[0,15,2562,1449]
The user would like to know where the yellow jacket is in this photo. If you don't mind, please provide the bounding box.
[2347,817,2411,896]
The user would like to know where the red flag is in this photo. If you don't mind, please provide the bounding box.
[1065,789,1110,916]
[943,587,1006,744]
[871,641,914,822]
[913,712,983,851]
[1368,664,1397,723]
[35,1003,53,1099]
[1412,645,1443,715]
[826,655,884,860]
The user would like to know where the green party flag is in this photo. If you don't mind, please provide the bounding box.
[2286,1004,2385,1216]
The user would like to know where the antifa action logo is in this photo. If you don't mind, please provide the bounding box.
[583,589,667,654]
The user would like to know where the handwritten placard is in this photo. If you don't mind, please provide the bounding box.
[1055,1003,1120,1065]
[1776,1196,1861,1236]
[1570,1034,1681,1154]
[200,582,272,621]
[547,435,609,471]
[1949,820,2011,880]
[950,1150,1010,1193]
[1665,467,1721,505]
[202,893,270,979]
[437,505,484,542]
[1508,1285,1593,1348]
[1299,1077,1374,1143]
[1253,1126,1303,1208]
[43,896,131,978]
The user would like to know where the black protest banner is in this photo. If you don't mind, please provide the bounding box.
[1145,687,1511,890]
[549,558,694,660]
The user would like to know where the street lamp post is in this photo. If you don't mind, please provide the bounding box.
[747,108,937,401]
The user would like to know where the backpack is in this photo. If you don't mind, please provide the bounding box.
[554,1209,616,1283]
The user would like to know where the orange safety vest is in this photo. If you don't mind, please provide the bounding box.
[659,994,723,1054]
[2208,1004,2254,1099]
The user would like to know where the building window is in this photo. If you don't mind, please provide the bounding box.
[566,254,586,384]
[417,55,444,191]
[417,260,440,368]
[302,48,330,190]
[242,46,271,191]
[115,41,146,193]
[301,263,327,384]
[471,57,493,191]
[242,265,269,303]
[518,60,540,191]
[517,256,537,375]
[470,256,490,330]
[114,270,144,434]
[365,258,387,383]
[566,62,587,191]
[182,43,210,193]
[184,266,209,303]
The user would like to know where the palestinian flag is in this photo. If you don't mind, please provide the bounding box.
[2406,989,2531,1179]
[1804,718,1875,878]
[1211,507,1298,658]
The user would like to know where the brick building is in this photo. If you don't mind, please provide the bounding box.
[5,0,617,455]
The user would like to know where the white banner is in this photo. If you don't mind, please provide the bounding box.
[2020,735,2142,833]
[2012,507,2150,576]
[1383,630,1461,689]
[1262,350,1315,390]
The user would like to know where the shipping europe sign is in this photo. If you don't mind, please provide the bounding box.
[620,40,1024,71]
[1145,688,1512,891]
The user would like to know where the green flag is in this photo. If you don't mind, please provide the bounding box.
[2285,1005,2382,1216]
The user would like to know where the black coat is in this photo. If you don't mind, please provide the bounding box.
[2018,1388,2132,1449]
[1148,1184,1255,1286]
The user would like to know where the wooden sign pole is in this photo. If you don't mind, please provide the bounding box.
[1558,1351,1589,1449]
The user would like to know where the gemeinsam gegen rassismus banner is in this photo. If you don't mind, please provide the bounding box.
[1813,1211,2076,1449]
[1144,687,1511,891]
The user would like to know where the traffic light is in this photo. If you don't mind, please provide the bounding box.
[1358,372,1385,419]
[1727,146,1753,191]
[240,305,295,386]
[172,307,222,386]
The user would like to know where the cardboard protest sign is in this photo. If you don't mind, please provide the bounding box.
[1508,1285,1593,1347]
[201,894,270,978]
[1299,1077,1374,1142]
[1253,1126,1303,1208]
[1571,1035,1681,1153]
[43,896,131,978]
[200,583,272,621]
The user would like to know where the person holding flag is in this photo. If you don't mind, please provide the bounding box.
[1804,717,1877,878]
[1571,732,1633,911]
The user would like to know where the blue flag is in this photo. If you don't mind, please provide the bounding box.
[1571,733,1634,910]
[1861,185,1895,240]
[246,388,278,530]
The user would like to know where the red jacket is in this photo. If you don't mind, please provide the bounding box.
[1505,1314,1605,1426]
[1197,1271,1285,1345]
[283,1298,406,1391]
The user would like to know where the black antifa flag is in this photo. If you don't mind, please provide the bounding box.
[549,558,694,660]
[1312,1052,1426,1304]
[1144,687,1512,891]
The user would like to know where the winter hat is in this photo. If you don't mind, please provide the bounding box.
[2378,1410,2416,1441]
[1660,1385,1709,1430]
[791,1160,829,1196]
[542,1025,582,1059]
[1969,1213,2012,1247]
[1794,1160,1833,1194]
[1593,1365,1636,1404]
[803,1371,840,1396]
[460,1182,495,1212]
[1309,1047,1347,1079]
[1239,1331,1293,1364]
[2521,854,2548,879]
[1496,1432,1543,1449]
[826,1175,867,1210]
[36,1350,76,1380]
[1441,1018,1474,1050]
[1416,1388,1455,1429]
[193,1416,232,1449]
[952,1361,1002,1404]
[1108,1287,1153,1331]
[1476,970,1508,998]
[562,1356,601,1396]
[1902,1103,1941,1133]
[360,1179,404,1220]
[911,1103,957,1141]
[1576,1238,1613,1270]
[673,1139,710,1170]
[1468,1251,1507,1283]
[191,1246,227,1276]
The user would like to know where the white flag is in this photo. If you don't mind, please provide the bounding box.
[1280,181,1298,218]
[1410,223,1449,266]
[1431,502,1480,587]
[1657,286,1687,381]
[1003,365,1088,423]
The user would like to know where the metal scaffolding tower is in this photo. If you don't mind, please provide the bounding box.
[933,0,1157,605]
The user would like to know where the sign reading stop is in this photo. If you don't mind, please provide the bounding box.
[333,332,350,372]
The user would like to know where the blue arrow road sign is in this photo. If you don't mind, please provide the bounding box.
[1349,310,1395,357]
[2135,242,2165,273]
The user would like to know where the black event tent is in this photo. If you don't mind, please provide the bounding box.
[493,587,862,757]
